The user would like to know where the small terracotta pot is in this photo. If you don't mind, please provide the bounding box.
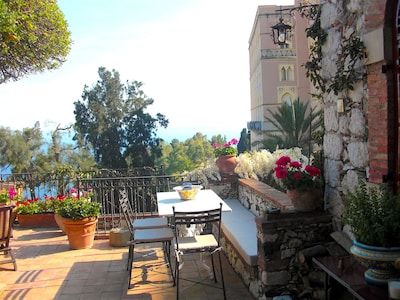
[216,155,237,174]
[286,189,322,212]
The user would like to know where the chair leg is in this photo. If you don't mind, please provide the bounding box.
[217,251,227,300]
[175,254,180,299]
[0,249,17,271]
[127,244,134,289]
[164,241,175,286]
[10,251,17,271]
[127,245,132,271]
[210,253,217,283]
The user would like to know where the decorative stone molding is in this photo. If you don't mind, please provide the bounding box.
[261,48,296,59]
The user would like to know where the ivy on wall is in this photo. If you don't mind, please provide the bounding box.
[302,3,367,98]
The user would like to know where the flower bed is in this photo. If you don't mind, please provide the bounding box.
[14,187,94,228]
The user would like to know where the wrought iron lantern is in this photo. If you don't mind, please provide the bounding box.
[271,16,292,46]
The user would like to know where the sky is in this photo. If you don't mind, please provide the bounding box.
[0,0,294,142]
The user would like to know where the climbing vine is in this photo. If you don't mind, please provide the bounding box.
[302,2,367,98]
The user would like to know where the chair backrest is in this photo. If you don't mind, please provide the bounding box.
[0,205,14,248]
[172,203,223,243]
[119,190,135,236]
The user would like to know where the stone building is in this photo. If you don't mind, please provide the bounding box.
[249,0,400,227]
[247,1,313,146]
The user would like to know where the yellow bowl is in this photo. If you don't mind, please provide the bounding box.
[173,185,203,200]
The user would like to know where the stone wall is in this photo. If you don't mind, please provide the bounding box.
[212,178,333,300]
[256,212,332,299]
[320,0,400,232]
[321,0,395,229]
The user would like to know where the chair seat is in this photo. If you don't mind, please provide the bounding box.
[132,227,174,244]
[176,234,218,251]
[133,217,168,229]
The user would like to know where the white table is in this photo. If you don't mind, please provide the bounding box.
[157,189,232,278]
[156,189,232,216]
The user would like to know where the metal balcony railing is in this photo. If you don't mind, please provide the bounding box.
[1,167,191,236]
[78,174,182,236]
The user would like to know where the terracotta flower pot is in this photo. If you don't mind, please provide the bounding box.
[60,216,98,249]
[286,189,322,212]
[17,213,57,227]
[54,214,66,233]
[216,155,237,174]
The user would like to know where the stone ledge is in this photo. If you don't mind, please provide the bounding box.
[238,178,294,212]
[255,212,332,230]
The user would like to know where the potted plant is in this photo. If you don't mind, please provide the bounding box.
[56,196,101,249]
[274,155,323,212]
[342,180,400,285]
[212,138,238,174]
[14,196,63,227]
[0,187,20,206]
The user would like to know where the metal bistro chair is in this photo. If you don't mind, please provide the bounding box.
[172,203,226,300]
[0,205,17,271]
[120,189,169,230]
[119,191,175,289]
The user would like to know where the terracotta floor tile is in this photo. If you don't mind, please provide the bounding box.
[0,227,255,300]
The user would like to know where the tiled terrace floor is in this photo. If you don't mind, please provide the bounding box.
[0,227,254,300]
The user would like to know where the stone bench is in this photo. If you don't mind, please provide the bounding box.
[221,199,258,277]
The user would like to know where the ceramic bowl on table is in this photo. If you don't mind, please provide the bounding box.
[173,185,203,200]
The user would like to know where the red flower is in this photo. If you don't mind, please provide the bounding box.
[290,161,302,168]
[293,172,302,179]
[274,166,288,179]
[305,165,321,177]
[276,156,291,166]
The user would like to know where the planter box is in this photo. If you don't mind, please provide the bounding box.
[17,213,57,227]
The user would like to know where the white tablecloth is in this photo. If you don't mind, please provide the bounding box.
[156,189,232,217]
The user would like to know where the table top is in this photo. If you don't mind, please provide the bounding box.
[312,256,388,300]
[156,189,232,216]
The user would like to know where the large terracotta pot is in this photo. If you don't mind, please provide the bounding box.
[351,240,400,286]
[216,155,237,174]
[17,213,57,227]
[54,214,66,233]
[60,216,98,249]
[286,189,322,212]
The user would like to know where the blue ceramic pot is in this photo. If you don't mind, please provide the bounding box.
[350,240,400,286]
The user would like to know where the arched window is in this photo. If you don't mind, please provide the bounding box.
[279,64,294,81]
[281,93,292,105]
[281,67,286,81]
[287,66,293,81]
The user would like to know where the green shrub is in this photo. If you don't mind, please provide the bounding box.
[342,181,400,247]
[56,198,101,220]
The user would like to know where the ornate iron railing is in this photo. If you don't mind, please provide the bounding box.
[78,174,182,236]
[1,167,190,236]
